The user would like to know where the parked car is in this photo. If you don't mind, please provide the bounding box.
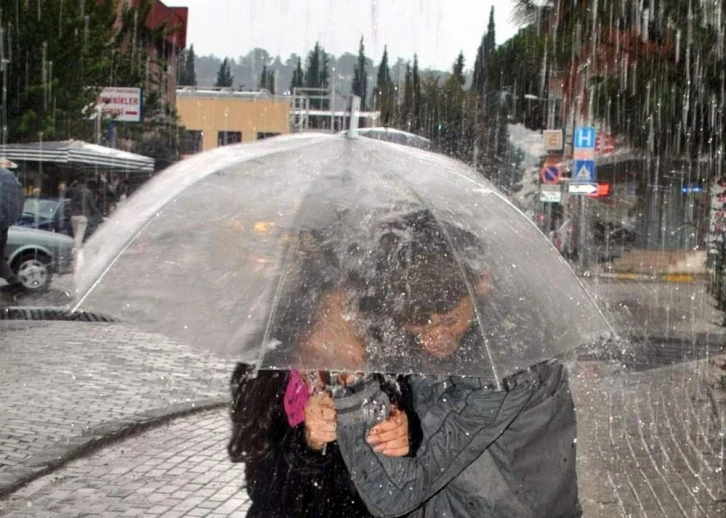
[3,226,74,292]
[15,197,102,240]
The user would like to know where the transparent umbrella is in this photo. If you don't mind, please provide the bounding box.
[73,133,614,381]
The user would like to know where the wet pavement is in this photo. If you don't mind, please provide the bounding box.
[0,275,725,516]
[0,411,249,517]
[0,319,232,497]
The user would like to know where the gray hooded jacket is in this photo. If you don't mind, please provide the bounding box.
[333,360,581,518]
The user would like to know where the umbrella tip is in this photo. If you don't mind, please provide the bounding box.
[346,96,362,140]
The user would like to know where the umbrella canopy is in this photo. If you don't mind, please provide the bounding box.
[73,133,613,380]
[347,127,431,149]
[0,140,154,173]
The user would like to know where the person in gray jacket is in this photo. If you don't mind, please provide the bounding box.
[330,211,582,518]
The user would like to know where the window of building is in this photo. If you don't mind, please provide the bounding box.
[185,130,203,153]
[218,131,242,146]
[257,132,281,140]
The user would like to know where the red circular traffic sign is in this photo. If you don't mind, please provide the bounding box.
[540,164,562,184]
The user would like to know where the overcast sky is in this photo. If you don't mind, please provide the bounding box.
[173,0,521,71]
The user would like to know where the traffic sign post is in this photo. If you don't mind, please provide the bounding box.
[572,159,596,184]
[574,127,596,152]
[540,164,562,184]
[570,127,597,193]
[543,130,564,152]
[571,126,598,273]
[568,183,598,194]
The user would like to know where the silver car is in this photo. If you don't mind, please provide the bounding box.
[3,226,74,292]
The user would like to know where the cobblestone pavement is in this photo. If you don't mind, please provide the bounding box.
[0,320,233,495]
[0,410,248,517]
[572,359,726,517]
[0,358,723,517]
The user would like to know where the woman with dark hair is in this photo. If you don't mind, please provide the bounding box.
[328,210,582,518]
[227,230,418,518]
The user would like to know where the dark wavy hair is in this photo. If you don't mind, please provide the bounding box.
[357,210,482,325]
[228,363,287,463]
[227,228,342,463]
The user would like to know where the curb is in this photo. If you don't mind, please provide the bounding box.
[586,272,708,283]
[0,397,230,500]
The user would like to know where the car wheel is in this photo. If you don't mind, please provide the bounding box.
[13,253,53,292]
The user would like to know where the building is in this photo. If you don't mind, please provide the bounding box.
[118,0,188,106]
[175,88,291,152]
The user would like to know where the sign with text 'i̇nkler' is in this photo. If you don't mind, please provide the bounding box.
[572,127,597,191]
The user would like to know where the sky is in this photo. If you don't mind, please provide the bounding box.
[171,0,521,71]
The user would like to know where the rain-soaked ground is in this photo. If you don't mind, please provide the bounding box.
[0,275,725,517]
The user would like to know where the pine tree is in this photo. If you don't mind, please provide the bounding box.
[453,52,465,87]
[472,7,496,99]
[352,37,368,111]
[290,58,305,90]
[400,63,413,129]
[215,58,234,87]
[412,55,422,130]
[374,46,395,126]
[304,42,329,109]
[179,44,197,86]
[259,64,275,93]
[486,7,496,54]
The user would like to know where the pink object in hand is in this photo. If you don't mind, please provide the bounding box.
[284,370,310,427]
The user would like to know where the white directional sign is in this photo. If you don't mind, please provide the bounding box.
[568,183,598,194]
[540,190,562,203]
[94,87,143,122]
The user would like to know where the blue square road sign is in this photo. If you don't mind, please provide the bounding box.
[572,159,596,184]
[574,127,596,150]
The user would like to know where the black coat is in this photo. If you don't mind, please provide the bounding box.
[231,367,419,518]
[0,168,23,230]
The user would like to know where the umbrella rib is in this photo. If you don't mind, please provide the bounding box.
[252,235,297,372]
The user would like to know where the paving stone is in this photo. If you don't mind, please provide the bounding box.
[0,319,233,495]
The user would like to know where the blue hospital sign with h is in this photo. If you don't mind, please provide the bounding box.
[574,127,596,150]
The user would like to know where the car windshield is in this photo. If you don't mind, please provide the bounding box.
[22,199,60,220]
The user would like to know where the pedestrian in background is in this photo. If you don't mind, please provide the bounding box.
[0,167,25,296]
[66,175,100,254]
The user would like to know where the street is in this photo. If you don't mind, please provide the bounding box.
[0,276,725,517]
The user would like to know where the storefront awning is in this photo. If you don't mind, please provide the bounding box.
[0,140,154,173]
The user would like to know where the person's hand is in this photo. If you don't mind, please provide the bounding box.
[304,391,337,451]
[366,405,409,457]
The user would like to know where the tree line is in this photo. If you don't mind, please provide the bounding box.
[179,7,526,194]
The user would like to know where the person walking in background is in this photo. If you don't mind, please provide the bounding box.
[66,175,99,253]
[0,167,25,296]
